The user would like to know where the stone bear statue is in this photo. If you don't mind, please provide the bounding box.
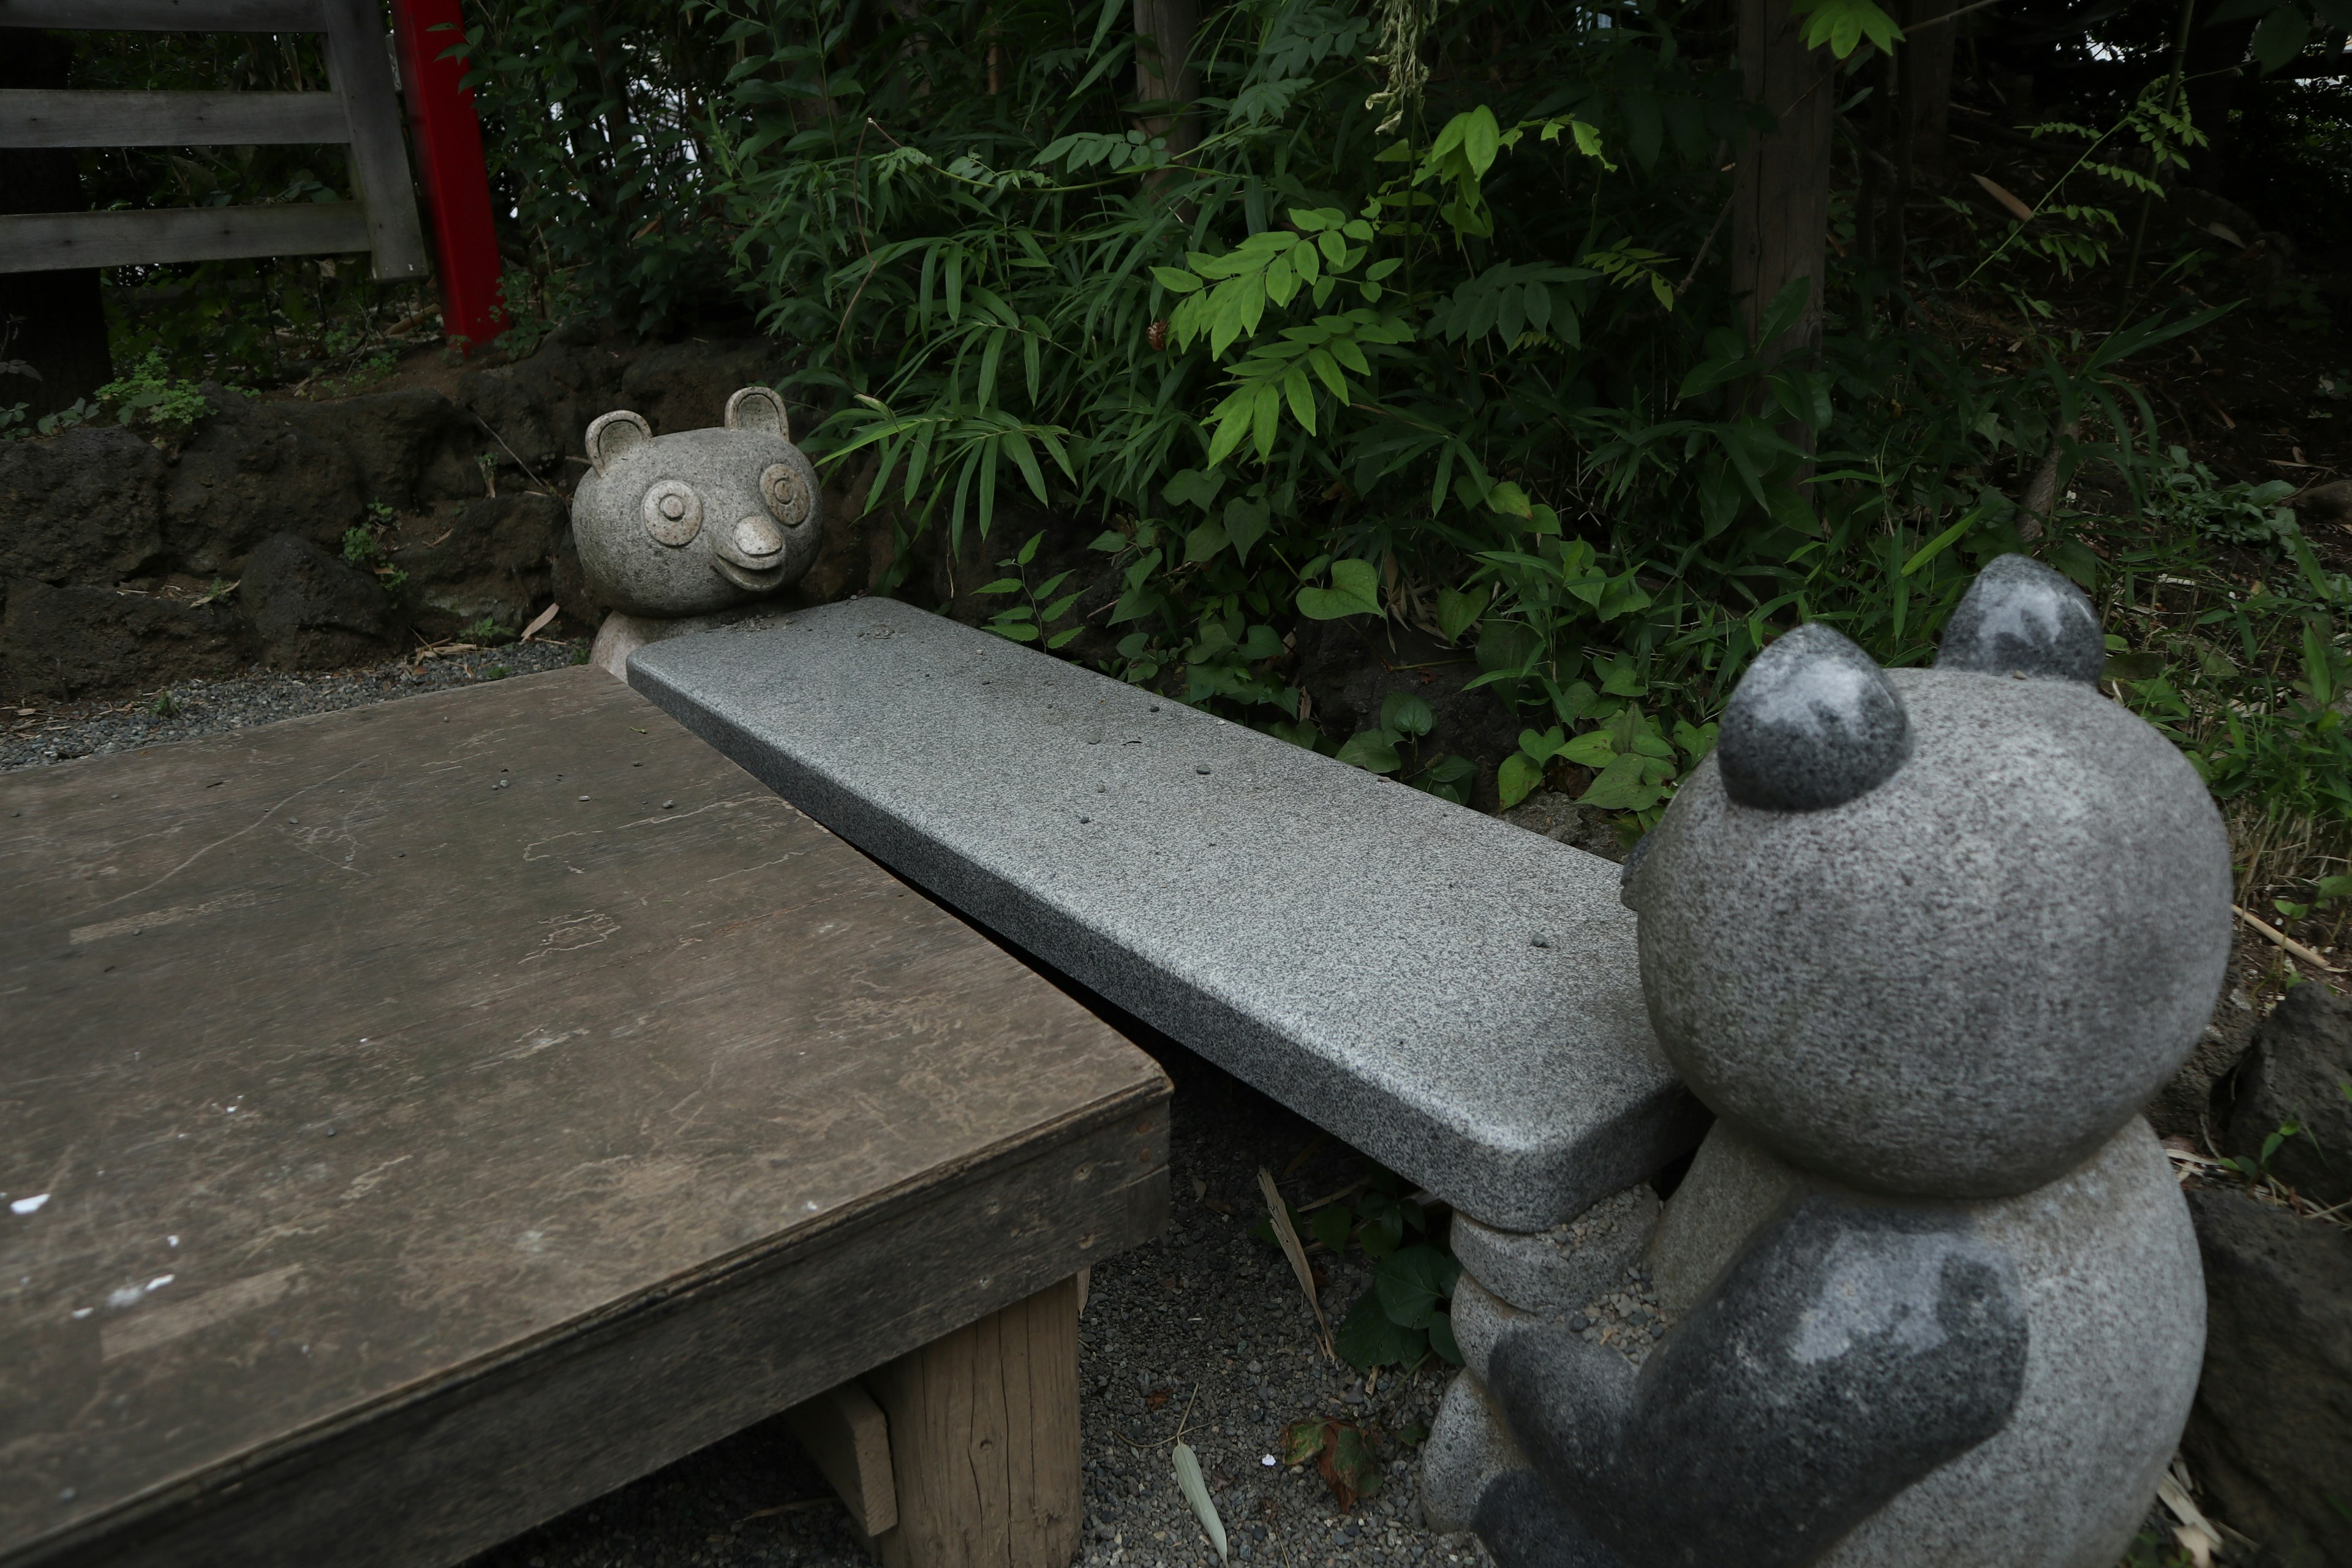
[571,386,823,673]
[1455,555,2228,1568]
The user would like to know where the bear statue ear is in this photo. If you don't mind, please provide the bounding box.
[584,409,652,477]
[1717,622,1912,811]
[1936,553,2103,684]
[724,386,791,442]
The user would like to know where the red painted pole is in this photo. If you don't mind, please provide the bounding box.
[389,0,505,353]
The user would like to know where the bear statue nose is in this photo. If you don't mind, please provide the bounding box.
[733,514,784,559]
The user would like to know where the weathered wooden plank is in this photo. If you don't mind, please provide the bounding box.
[786,1382,900,1538]
[865,1278,1084,1568]
[317,0,427,280]
[0,203,369,271]
[0,89,347,149]
[0,668,1170,1568]
[0,0,325,29]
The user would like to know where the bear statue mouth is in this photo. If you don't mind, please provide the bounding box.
[712,557,788,592]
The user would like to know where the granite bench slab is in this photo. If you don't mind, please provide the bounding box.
[629,598,1702,1231]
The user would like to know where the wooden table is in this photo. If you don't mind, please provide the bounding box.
[0,668,1169,1568]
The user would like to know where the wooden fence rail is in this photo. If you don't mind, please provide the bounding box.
[0,0,427,281]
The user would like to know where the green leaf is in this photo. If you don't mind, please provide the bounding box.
[1436,589,1483,644]
[1334,730,1401,772]
[1164,467,1225,511]
[1557,730,1616,767]
[1310,1205,1354,1253]
[1498,752,1545,809]
[1151,266,1204,294]
[976,578,1024,595]
[1427,1310,1463,1366]
[1088,529,1129,552]
[1375,1244,1460,1329]
[1578,753,1668,812]
[1486,480,1534,518]
[1336,1293,1425,1371]
[1224,497,1272,564]
[1281,1419,1329,1466]
[1296,559,1382,620]
[1186,521,1230,565]
[1381,692,1435,738]
[2251,3,2313,72]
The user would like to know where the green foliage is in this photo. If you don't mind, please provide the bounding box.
[95,353,214,429]
[1251,1166,1460,1370]
[2144,446,2303,552]
[431,0,2340,856]
[2220,1119,2312,1185]
[976,530,1088,647]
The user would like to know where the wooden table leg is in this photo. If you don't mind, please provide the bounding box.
[861,1275,1082,1568]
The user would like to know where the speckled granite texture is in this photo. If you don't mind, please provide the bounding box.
[1640,1119,2204,1568]
[629,597,1705,1231]
[1629,665,2231,1199]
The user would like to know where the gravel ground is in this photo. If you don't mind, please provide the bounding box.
[0,641,582,774]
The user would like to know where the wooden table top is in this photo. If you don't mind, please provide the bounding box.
[0,668,1167,1564]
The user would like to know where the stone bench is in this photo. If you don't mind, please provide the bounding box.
[0,668,1167,1568]
[628,597,1703,1233]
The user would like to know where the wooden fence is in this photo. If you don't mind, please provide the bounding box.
[0,0,428,281]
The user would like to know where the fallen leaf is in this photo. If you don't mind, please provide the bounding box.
[2206,221,2246,248]
[1259,1167,1334,1358]
[1280,1420,1327,1466]
[520,601,561,641]
[1972,173,2035,224]
[1173,1442,1229,1562]
[1147,1388,1172,1411]
[1314,1420,1379,1510]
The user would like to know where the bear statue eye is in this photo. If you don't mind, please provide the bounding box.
[641,480,703,546]
[761,462,813,529]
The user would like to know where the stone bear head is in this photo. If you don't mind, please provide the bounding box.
[570,386,823,618]
[1623,555,2231,1200]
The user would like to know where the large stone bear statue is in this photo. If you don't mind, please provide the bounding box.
[571,385,823,674]
[1455,556,2228,1567]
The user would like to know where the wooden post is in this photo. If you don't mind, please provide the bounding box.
[1901,0,1956,183]
[1730,0,1834,364]
[1133,0,1200,160]
[390,0,507,352]
[0,28,111,418]
[861,1276,1083,1568]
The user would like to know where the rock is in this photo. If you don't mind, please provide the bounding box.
[239,532,394,668]
[1631,665,2231,1198]
[396,492,564,630]
[1500,790,1627,864]
[1450,1187,1658,1317]
[2296,480,2352,530]
[1419,1372,1526,1533]
[2220,982,2352,1208]
[550,524,609,632]
[0,579,252,700]
[163,393,365,572]
[2182,1184,2352,1567]
[0,424,165,586]
[330,388,481,510]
